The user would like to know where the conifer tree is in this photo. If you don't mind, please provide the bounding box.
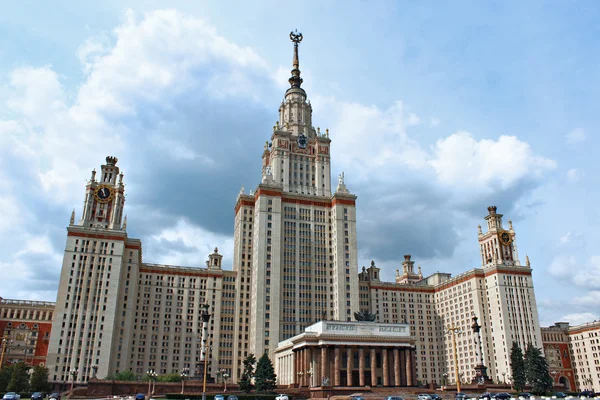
[29,365,50,392]
[524,343,553,395]
[254,352,277,392]
[510,341,526,392]
[238,353,256,393]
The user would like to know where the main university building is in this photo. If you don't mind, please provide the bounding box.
[47,34,544,388]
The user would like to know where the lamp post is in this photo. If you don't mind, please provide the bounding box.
[223,373,229,392]
[90,364,98,380]
[147,370,157,396]
[180,367,189,394]
[551,371,557,387]
[502,372,506,384]
[200,304,212,400]
[446,325,462,393]
[442,373,448,388]
[0,333,9,371]
[70,368,78,395]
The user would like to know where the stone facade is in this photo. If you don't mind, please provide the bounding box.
[0,298,54,367]
[542,321,600,392]
[45,33,545,390]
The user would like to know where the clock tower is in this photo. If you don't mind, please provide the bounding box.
[478,205,520,266]
[79,156,126,230]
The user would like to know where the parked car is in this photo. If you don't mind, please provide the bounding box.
[429,395,442,400]
[455,393,467,400]
[49,393,61,400]
[135,394,145,400]
[214,395,225,400]
[518,393,531,399]
[493,393,511,400]
[3,393,20,400]
[580,391,596,398]
[275,395,289,400]
[351,396,365,400]
[479,394,492,400]
[227,396,239,400]
[31,393,44,400]
[418,395,432,400]
[385,396,404,400]
[553,393,567,399]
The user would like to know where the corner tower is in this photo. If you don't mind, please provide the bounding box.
[233,32,359,370]
[478,205,520,266]
[46,157,141,384]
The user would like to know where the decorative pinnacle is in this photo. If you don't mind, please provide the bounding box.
[289,30,304,89]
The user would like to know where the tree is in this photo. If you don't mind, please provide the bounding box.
[114,370,137,381]
[238,353,256,393]
[29,365,50,392]
[0,364,14,393]
[510,341,526,392]
[157,373,181,382]
[7,362,30,393]
[524,344,553,395]
[254,352,276,392]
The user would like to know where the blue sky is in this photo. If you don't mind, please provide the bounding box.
[1,1,599,326]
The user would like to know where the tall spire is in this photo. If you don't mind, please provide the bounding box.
[288,30,303,89]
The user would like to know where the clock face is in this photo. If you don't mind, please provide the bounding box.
[297,134,308,149]
[94,185,114,203]
[500,231,511,245]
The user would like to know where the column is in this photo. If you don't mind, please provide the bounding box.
[346,347,353,387]
[334,347,341,386]
[359,348,365,386]
[393,348,400,386]
[400,350,407,386]
[370,348,377,386]
[305,348,311,387]
[294,351,298,386]
[406,348,413,386]
[321,346,328,385]
[382,348,389,387]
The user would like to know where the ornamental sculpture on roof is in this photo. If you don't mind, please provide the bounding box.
[353,309,376,322]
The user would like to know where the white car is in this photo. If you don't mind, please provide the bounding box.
[276,395,289,400]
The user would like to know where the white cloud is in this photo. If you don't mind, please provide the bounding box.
[567,168,581,182]
[571,291,600,307]
[573,256,600,289]
[148,219,234,267]
[560,312,599,326]
[428,132,556,192]
[548,255,577,278]
[407,112,421,126]
[430,117,440,127]
[566,128,586,144]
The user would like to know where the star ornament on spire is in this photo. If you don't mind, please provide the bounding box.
[290,29,303,44]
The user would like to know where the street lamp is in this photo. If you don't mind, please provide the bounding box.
[180,367,189,394]
[551,371,557,386]
[442,373,448,388]
[90,364,98,380]
[502,372,506,384]
[0,334,10,371]
[446,325,462,393]
[147,370,157,396]
[70,368,78,395]
[223,373,229,392]
[200,304,212,400]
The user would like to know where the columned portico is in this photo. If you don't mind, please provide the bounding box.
[275,320,417,388]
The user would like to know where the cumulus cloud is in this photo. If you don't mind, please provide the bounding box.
[429,132,556,193]
[548,255,577,278]
[560,312,599,326]
[550,255,600,290]
[567,168,580,182]
[0,8,558,300]
[566,128,586,144]
[571,291,600,307]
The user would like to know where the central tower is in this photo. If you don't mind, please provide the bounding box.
[232,32,360,364]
